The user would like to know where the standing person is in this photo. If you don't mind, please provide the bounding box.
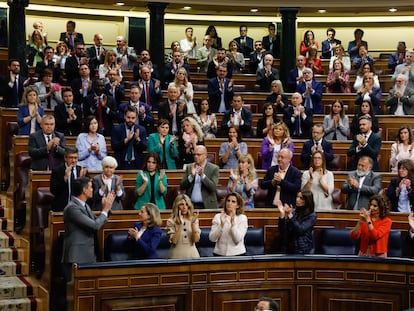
[266,80,288,114]
[164,50,190,87]
[54,88,83,137]
[301,151,334,210]
[113,35,137,70]
[386,159,414,212]
[389,125,414,173]
[323,99,350,141]
[219,126,248,169]
[300,123,334,169]
[329,44,351,72]
[180,27,197,58]
[385,74,414,115]
[135,49,159,80]
[105,69,125,107]
[34,45,61,83]
[0,59,28,108]
[196,35,217,74]
[341,156,382,210]
[295,67,323,114]
[137,66,163,111]
[299,30,318,57]
[277,190,317,254]
[260,121,294,170]
[26,30,46,67]
[127,203,162,259]
[388,41,407,74]
[249,40,266,73]
[287,55,307,92]
[147,119,178,169]
[86,33,106,74]
[53,41,71,70]
[347,28,368,60]
[207,48,233,79]
[262,23,280,59]
[59,20,84,53]
[326,59,351,93]
[167,194,201,258]
[353,62,380,91]
[228,154,258,209]
[392,50,414,90]
[205,25,222,49]
[227,40,245,74]
[65,44,88,86]
[50,146,88,212]
[134,152,167,210]
[98,50,122,82]
[209,192,248,256]
[353,45,375,70]
[256,54,280,92]
[62,177,115,279]
[178,116,204,167]
[28,115,66,171]
[92,156,124,211]
[233,24,254,58]
[180,145,219,209]
[168,67,195,114]
[76,115,107,171]
[283,92,313,139]
[70,63,93,107]
[158,85,187,135]
[111,106,147,170]
[256,102,281,139]
[261,148,302,207]
[321,27,341,59]
[193,99,217,138]
[35,69,63,109]
[349,100,379,137]
[221,94,252,138]
[207,65,234,113]
[17,86,44,135]
[347,115,382,171]
[350,195,392,257]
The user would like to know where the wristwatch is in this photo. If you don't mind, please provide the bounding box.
[367,221,372,225]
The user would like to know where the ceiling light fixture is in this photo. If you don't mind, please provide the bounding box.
[115,2,125,5]
[318,9,326,13]
[389,8,397,12]
[250,8,258,12]
[183,6,191,10]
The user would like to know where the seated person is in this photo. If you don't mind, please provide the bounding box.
[386,159,414,212]
[355,72,382,115]
[127,203,162,259]
[196,35,217,74]
[323,99,350,141]
[227,40,245,74]
[178,116,204,168]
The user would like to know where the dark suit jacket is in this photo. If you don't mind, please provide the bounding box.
[118,101,154,133]
[158,100,187,135]
[300,139,334,169]
[386,177,414,212]
[261,165,302,207]
[84,93,118,136]
[321,39,341,59]
[163,61,190,86]
[207,77,234,113]
[249,52,263,73]
[28,130,66,171]
[341,170,382,210]
[59,32,84,52]
[0,74,27,108]
[54,102,83,136]
[221,108,253,138]
[86,46,106,72]
[65,55,81,85]
[137,78,163,111]
[262,35,280,58]
[207,61,233,79]
[347,132,382,171]
[92,174,125,211]
[104,83,125,106]
[233,36,254,57]
[256,67,280,91]
[385,87,414,115]
[287,68,301,92]
[179,161,219,209]
[71,77,94,107]
[296,80,324,114]
[35,61,61,83]
[355,87,382,115]
[62,197,107,264]
[111,123,147,170]
[283,106,314,139]
[50,164,87,212]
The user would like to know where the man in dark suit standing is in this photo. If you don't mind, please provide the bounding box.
[233,24,254,58]
[341,156,382,210]
[287,55,307,92]
[347,115,382,171]
[62,176,114,280]
[296,67,323,114]
[163,50,190,87]
[283,92,313,139]
[256,54,280,91]
[54,88,83,136]
[262,23,280,59]
[261,148,302,207]
[221,94,252,138]
[321,28,341,59]
[50,146,88,212]
[111,106,147,170]
[180,145,219,209]
[208,65,234,113]
[137,66,163,111]
[300,124,334,169]
[59,20,84,54]
[28,115,66,171]
[65,43,88,86]
[158,85,187,135]
[86,33,106,73]
[0,59,29,108]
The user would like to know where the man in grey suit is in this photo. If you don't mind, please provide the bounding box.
[385,74,414,115]
[196,35,217,73]
[180,145,219,209]
[341,156,382,210]
[28,115,66,171]
[113,35,137,70]
[62,176,115,280]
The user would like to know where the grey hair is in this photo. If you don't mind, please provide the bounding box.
[101,156,118,169]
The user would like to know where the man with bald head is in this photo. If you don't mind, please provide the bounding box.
[86,33,106,72]
[180,145,219,209]
[113,35,137,70]
[283,92,313,138]
[158,85,187,135]
[287,55,307,92]
[261,148,302,207]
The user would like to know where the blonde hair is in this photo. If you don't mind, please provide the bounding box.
[237,154,257,182]
[141,203,162,227]
[173,67,189,87]
[21,86,40,106]
[182,117,204,142]
[171,194,195,225]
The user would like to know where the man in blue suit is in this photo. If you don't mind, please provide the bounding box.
[321,28,341,59]
[233,25,254,58]
[261,148,302,207]
[296,67,323,114]
[111,106,147,170]
[208,65,234,113]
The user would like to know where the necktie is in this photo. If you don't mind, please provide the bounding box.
[69,33,74,51]
[45,86,51,108]
[97,47,101,56]
[126,127,134,161]
[97,97,104,129]
[305,93,312,110]
[295,111,301,137]
[68,167,75,202]
[145,82,151,106]
[47,135,54,170]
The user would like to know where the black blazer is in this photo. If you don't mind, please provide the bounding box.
[262,35,280,58]
[347,132,382,171]
[28,130,66,171]
[84,93,118,137]
[54,102,83,136]
[300,139,334,169]
[158,100,187,135]
[283,106,314,139]
[207,77,234,113]
[0,74,27,108]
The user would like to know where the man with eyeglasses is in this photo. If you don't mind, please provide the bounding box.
[392,50,414,89]
[65,42,88,85]
[385,74,414,115]
[300,123,334,169]
[254,296,279,311]
[180,145,219,209]
[296,67,323,114]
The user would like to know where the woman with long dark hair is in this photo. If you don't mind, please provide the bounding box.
[386,159,414,212]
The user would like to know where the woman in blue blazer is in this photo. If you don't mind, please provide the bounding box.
[127,203,162,259]
[134,152,168,210]
[147,119,178,169]
[17,86,44,135]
